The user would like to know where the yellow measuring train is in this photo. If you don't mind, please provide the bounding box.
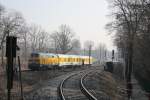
[28,52,94,70]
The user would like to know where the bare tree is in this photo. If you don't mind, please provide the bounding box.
[18,25,29,61]
[38,30,49,52]
[106,0,150,98]
[0,6,26,94]
[0,11,25,70]
[28,24,50,52]
[0,4,5,30]
[0,4,5,93]
[107,0,146,76]
[70,39,81,54]
[95,43,107,64]
[28,24,41,52]
[51,24,75,54]
[0,4,5,68]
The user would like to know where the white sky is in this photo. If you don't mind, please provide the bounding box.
[0,0,115,50]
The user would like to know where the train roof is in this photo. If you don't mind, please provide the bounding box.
[58,54,80,58]
[31,52,57,57]
[31,52,94,58]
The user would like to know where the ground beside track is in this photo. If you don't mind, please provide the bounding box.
[0,66,89,100]
[1,65,147,100]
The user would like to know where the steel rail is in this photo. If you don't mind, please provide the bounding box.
[58,72,80,100]
[80,71,98,100]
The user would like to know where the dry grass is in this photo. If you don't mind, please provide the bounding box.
[97,71,125,100]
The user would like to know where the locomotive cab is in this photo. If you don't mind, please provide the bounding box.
[28,53,40,70]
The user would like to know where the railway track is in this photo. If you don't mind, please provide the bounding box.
[81,71,111,100]
[58,70,98,100]
[22,66,103,100]
[80,71,98,100]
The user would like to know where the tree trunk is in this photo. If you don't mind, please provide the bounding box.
[1,46,4,71]
[126,42,133,99]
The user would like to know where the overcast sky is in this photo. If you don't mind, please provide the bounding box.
[0,0,115,50]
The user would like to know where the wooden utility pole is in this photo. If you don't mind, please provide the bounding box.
[112,50,114,62]
[89,45,92,66]
[18,56,23,100]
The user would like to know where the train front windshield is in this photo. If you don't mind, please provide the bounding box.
[29,53,40,64]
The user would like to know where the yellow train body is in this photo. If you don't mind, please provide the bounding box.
[28,52,94,70]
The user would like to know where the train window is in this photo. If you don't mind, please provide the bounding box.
[67,58,69,62]
[71,58,72,62]
[85,59,87,62]
[31,53,39,57]
[64,58,65,62]
[64,58,66,62]
[68,58,70,62]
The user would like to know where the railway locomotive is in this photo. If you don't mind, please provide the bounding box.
[28,52,94,70]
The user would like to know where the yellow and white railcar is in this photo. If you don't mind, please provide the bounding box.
[28,52,94,70]
[81,56,93,65]
[58,54,70,66]
[58,54,82,66]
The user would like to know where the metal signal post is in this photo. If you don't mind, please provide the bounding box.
[6,36,17,100]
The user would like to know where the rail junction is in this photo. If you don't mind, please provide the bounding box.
[58,70,99,100]
[23,66,108,100]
